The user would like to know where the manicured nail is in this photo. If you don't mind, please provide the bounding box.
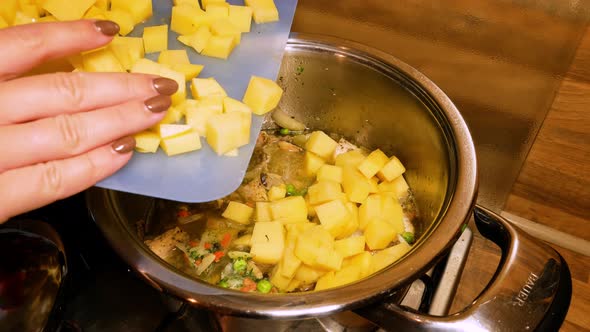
[112,136,135,154]
[95,20,120,36]
[153,77,179,95]
[145,95,172,113]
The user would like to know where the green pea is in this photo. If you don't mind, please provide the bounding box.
[218,279,229,288]
[402,232,415,244]
[285,184,297,196]
[256,279,272,293]
[279,128,290,135]
[233,259,247,273]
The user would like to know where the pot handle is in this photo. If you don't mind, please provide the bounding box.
[356,205,572,331]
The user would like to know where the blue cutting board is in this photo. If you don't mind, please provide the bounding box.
[96,0,298,202]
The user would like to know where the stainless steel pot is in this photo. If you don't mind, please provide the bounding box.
[86,34,571,331]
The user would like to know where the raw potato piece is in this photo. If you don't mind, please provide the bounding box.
[110,36,144,71]
[171,4,204,35]
[317,164,343,183]
[178,26,212,53]
[334,235,365,258]
[184,99,223,136]
[364,218,397,250]
[210,19,241,46]
[191,78,227,98]
[0,0,17,24]
[307,181,343,205]
[105,9,135,36]
[134,131,160,153]
[304,152,325,176]
[268,184,287,201]
[370,241,411,273]
[158,50,190,65]
[315,200,351,238]
[358,149,389,179]
[378,176,410,200]
[222,201,254,224]
[242,76,283,115]
[255,202,272,222]
[205,3,229,19]
[223,97,252,114]
[306,131,338,161]
[42,0,95,21]
[269,196,307,224]
[160,130,202,156]
[250,222,285,264]
[170,64,204,81]
[156,124,191,139]
[201,35,235,59]
[342,167,371,203]
[111,0,152,24]
[228,5,253,33]
[82,49,125,72]
[245,0,279,23]
[377,156,406,182]
[206,112,250,154]
[143,25,168,54]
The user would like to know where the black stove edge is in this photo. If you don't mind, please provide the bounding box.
[535,253,572,332]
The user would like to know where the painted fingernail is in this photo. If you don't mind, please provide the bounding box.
[153,77,179,95]
[112,136,135,154]
[95,20,120,36]
[145,95,172,113]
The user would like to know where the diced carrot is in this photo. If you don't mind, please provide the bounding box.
[214,251,225,262]
[240,278,257,292]
[204,242,212,250]
[220,233,232,248]
[195,259,202,266]
[245,202,255,208]
[189,241,199,247]
[177,210,190,218]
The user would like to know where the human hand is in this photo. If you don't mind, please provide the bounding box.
[0,20,178,223]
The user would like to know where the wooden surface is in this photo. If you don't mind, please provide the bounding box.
[451,26,590,331]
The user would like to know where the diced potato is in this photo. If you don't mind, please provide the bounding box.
[37,15,57,22]
[130,58,161,75]
[84,6,104,19]
[334,235,365,258]
[281,247,302,278]
[156,124,191,139]
[368,177,379,194]
[242,76,283,115]
[201,35,234,59]
[143,24,168,54]
[205,3,229,19]
[254,202,272,222]
[201,0,225,9]
[358,194,381,230]
[304,195,316,218]
[191,77,227,98]
[158,66,186,106]
[170,4,204,35]
[364,218,396,250]
[210,19,241,46]
[206,112,250,154]
[13,10,37,25]
[314,271,335,291]
[269,196,307,224]
[0,16,8,28]
[315,199,351,238]
[378,176,410,200]
[178,26,212,53]
[245,0,279,23]
[222,201,254,225]
[134,131,160,153]
[250,221,285,264]
[42,0,95,21]
[307,181,343,205]
[160,129,202,156]
[358,149,389,179]
[381,195,405,234]
[82,49,125,72]
[285,279,302,292]
[370,241,411,274]
[0,0,17,24]
[331,265,362,288]
[169,63,204,81]
[317,164,343,183]
[270,262,293,291]
[95,0,110,10]
[337,202,359,239]
[342,167,371,203]
[110,36,144,71]
[223,97,252,114]
[335,149,366,168]
[343,251,372,278]
[153,106,184,128]
[294,225,333,266]
[305,131,338,161]
[294,264,326,284]
[111,0,152,24]
[304,152,325,176]
[158,50,190,65]
[233,234,251,247]
[185,99,223,136]
[228,5,252,32]
[314,248,342,271]
[105,9,134,35]
[268,184,286,201]
[20,4,40,19]
[377,156,406,182]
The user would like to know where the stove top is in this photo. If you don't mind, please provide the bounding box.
[17,193,472,332]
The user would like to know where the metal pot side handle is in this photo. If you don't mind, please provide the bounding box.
[357,205,572,332]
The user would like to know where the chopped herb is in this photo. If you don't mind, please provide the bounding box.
[461,223,468,233]
[401,232,415,244]
[256,279,272,293]
[296,66,304,75]
[233,259,247,273]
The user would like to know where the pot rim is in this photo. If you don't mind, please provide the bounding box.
[86,33,478,319]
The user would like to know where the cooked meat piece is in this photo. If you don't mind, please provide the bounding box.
[145,227,189,260]
[334,138,359,157]
[238,178,268,202]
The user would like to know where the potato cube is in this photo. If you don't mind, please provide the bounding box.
[281,247,302,278]
[158,66,186,106]
[13,10,36,25]
[332,265,362,288]
[43,0,95,20]
[304,152,325,176]
[233,234,251,247]
[268,184,286,201]
[242,76,283,115]
[222,201,254,225]
[334,236,365,258]
[156,124,191,139]
[37,15,58,23]
[317,164,343,183]
[206,112,250,154]
[255,202,272,222]
[205,3,229,19]
[370,241,411,274]
[378,176,410,200]
[285,279,302,292]
[294,264,326,284]
[130,58,161,75]
[169,63,204,81]
[158,50,190,65]
[377,156,406,182]
[314,271,335,291]
[134,131,160,153]
[110,36,144,70]
[245,0,279,23]
[250,221,285,264]
[294,225,333,265]
[0,0,17,24]
[269,196,307,224]
[105,9,134,35]
[185,99,222,136]
[337,202,359,239]
[270,262,293,291]
[210,19,241,46]
[201,35,234,59]
[94,0,110,10]
[335,149,366,168]
[153,107,184,128]
[315,200,351,238]
[160,130,202,156]
[314,248,342,271]
[0,16,7,28]
[84,6,104,19]
[223,97,252,114]
[358,149,389,179]
[342,167,371,203]
[82,49,125,72]
[365,218,396,250]
[381,195,405,234]
[111,0,152,24]
[343,251,372,278]
[178,26,212,53]
[143,25,168,54]
[307,181,342,205]
[201,0,225,8]
[358,194,381,230]
[305,131,338,161]
[228,5,252,32]
[171,4,204,35]
[191,77,227,99]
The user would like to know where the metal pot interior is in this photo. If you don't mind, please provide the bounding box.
[88,34,476,318]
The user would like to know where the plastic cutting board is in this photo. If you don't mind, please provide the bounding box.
[96,0,298,202]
